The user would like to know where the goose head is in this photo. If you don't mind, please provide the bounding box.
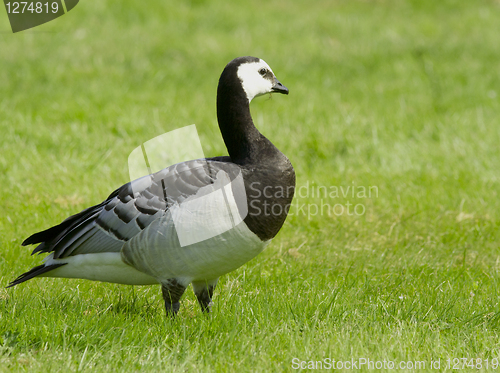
[236,57,289,102]
[218,56,289,104]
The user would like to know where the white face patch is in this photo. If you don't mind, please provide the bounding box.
[236,59,275,102]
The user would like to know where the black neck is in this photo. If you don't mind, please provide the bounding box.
[215,57,296,241]
[217,89,265,163]
[216,59,281,164]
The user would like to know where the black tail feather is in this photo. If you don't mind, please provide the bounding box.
[22,205,99,247]
[22,187,122,249]
[6,263,67,288]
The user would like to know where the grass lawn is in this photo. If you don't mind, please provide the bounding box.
[1,0,500,371]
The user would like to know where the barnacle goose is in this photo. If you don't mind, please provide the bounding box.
[8,56,295,316]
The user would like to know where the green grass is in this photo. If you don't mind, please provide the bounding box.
[1,0,500,371]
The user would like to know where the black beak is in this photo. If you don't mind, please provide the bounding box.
[272,78,289,95]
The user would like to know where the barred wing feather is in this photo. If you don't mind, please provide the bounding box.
[24,158,237,260]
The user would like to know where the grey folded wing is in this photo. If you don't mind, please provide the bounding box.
[24,158,235,259]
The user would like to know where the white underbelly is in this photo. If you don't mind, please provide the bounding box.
[43,252,159,285]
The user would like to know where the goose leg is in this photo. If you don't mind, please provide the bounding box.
[192,278,218,313]
[161,279,187,317]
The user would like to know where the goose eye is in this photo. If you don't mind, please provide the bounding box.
[258,68,267,76]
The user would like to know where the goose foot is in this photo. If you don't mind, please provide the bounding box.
[161,279,186,317]
[192,278,218,313]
